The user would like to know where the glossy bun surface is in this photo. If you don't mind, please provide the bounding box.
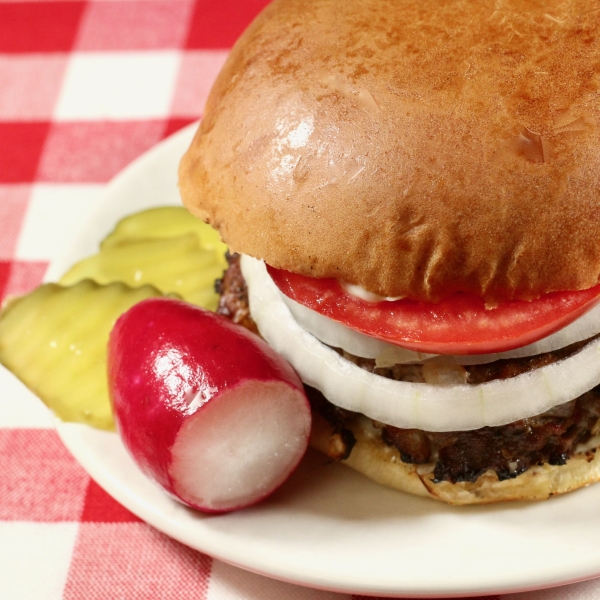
[179,0,600,301]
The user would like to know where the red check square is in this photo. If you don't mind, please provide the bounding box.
[0,2,85,53]
[0,429,89,521]
[170,50,228,117]
[0,122,50,183]
[0,185,31,260]
[37,121,165,183]
[162,118,197,140]
[2,260,48,301]
[0,56,68,120]
[185,0,270,49]
[0,261,10,301]
[76,0,195,51]
[64,523,212,599]
[81,479,142,523]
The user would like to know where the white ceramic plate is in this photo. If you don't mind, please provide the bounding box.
[47,124,600,598]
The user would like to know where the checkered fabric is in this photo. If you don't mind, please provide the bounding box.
[1,2,599,599]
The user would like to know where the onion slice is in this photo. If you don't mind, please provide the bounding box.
[282,296,437,364]
[282,287,600,366]
[242,255,600,432]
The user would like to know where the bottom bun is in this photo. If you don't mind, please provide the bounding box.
[310,413,600,505]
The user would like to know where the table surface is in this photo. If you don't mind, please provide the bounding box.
[1,1,599,599]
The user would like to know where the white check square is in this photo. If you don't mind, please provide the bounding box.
[54,51,180,120]
[0,522,78,600]
[15,184,104,261]
[0,367,54,428]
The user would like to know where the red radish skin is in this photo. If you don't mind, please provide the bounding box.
[107,298,311,513]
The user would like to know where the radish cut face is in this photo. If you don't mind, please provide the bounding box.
[107,297,312,513]
[171,380,311,512]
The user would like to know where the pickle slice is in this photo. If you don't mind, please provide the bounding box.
[61,234,223,309]
[0,280,170,430]
[102,206,227,262]
[61,207,227,311]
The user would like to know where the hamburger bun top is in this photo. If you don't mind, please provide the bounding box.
[179,0,600,302]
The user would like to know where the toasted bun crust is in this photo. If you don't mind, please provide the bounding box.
[179,0,600,302]
[310,413,600,504]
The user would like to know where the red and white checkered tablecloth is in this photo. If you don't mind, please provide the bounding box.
[2,2,600,599]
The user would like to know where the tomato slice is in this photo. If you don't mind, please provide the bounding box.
[267,266,600,355]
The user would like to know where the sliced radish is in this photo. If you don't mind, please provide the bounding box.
[242,255,600,432]
[282,280,600,366]
[107,297,311,513]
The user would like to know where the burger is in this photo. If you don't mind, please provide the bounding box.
[178,0,600,504]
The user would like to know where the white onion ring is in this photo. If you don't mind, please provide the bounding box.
[282,296,437,364]
[241,255,600,432]
[281,279,600,366]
